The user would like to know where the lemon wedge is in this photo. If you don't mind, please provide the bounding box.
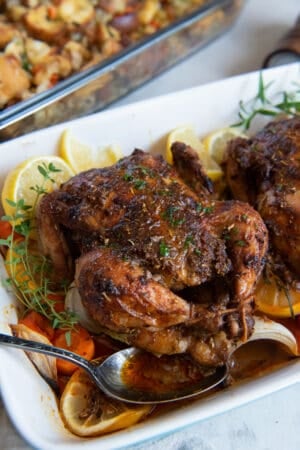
[59,129,123,173]
[1,155,74,222]
[255,273,300,318]
[202,127,247,165]
[165,125,223,182]
[60,367,152,437]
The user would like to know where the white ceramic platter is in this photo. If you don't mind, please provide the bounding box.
[0,63,300,449]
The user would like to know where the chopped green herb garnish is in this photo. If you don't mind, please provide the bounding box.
[184,235,194,249]
[162,205,185,227]
[136,165,155,178]
[276,184,284,192]
[235,240,246,247]
[159,241,170,257]
[158,189,172,196]
[123,172,134,181]
[134,179,146,189]
[196,203,214,214]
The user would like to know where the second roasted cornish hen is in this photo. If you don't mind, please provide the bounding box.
[224,117,300,287]
[38,147,268,366]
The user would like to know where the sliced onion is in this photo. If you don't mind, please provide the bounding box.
[65,283,102,333]
[65,283,131,344]
[249,316,298,356]
[11,323,57,382]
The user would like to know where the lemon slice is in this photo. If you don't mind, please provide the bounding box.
[255,274,300,318]
[59,129,123,173]
[1,155,74,221]
[202,127,247,165]
[165,126,223,181]
[60,367,151,437]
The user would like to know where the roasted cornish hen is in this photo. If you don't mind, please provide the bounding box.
[224,117,300,287]
[37,146,268,366]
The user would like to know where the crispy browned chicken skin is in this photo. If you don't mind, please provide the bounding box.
[224,117,300,286]
[37,147,268,366]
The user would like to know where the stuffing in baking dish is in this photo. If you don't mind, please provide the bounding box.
[0,0,208,109]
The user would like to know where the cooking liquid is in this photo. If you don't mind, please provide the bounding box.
[121,340,293,399]
[121,352,212,394]
[120,340,295,419]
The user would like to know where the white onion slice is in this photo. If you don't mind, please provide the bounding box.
[65,283,102,333]
[247,315,298,356]
[11,323,57,381]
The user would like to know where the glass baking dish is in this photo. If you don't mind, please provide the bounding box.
[0,0,245,141]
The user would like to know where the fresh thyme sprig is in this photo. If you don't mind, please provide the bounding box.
[1,163,77,330]
[233,72,300,130]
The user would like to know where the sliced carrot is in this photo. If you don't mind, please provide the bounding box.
[47,293,65,313]
[53,325,95,375]
[0,221,13,239]
[0,220,23,242]
[19,310,55,341]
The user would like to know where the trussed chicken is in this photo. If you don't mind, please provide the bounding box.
[37,147,268,366]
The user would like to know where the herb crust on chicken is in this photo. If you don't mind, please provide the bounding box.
[224,117,300,288]
[37,146,268,366]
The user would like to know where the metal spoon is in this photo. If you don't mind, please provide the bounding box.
[0,332,227,404]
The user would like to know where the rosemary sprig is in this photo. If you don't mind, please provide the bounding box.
[275,277,295,320]
[1,163,77,330]
[263,265,295,319]
[233,72,300,130]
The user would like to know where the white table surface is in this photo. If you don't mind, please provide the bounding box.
[1,0,300,448]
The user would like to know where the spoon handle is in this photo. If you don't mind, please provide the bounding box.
[0,332,92,372]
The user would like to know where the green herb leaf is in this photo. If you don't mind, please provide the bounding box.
[1,163,77,331]
[64,330,72,347]
[233,73,300,130]
[162,206,185,227]
[235,240,246,247]
[184,235,194,249]
[159,241,170,257]
[134,179,146,190]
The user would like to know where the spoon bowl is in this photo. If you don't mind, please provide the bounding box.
[0,332,228,404]
[1,316,297,404]
[94,347,228,403]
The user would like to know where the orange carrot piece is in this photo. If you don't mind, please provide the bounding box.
[19,310,55,341]
[47,293,65,313]
[53,325,95,375]
[0,220,23,242]
[0,221,13,240]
